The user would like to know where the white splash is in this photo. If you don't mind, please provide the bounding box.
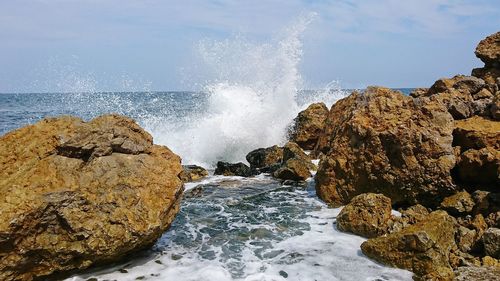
[148,14,318,167]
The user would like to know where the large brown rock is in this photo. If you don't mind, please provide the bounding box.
[180,165,208,182]
[440,191,475,216]
[336,193,392,238]
[273,158,312,181]
[475,32,500,68]
[289,102,329,150]
[315,87,456,207]
[453,116,500,150]
[0,115,184,281]
[361,211,456,280]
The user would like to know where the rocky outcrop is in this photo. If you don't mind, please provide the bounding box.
[246,145,283,173]
[336,193,392,238]
[453,116,500,150]
[0,115,184,281]
[455,148,500,187]
[483,228,500,258]
[361,211,456,280]
[289,102,329,150]
[180,165,208,182]
[315,87,456,207]
[440,191,475,216]
[214,161,255,177]
[475,32,500,68]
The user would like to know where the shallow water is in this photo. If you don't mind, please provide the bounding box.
[65,175,412,281]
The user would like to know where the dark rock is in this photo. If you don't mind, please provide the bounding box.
[214,161,255,177]
[246,145,283,172]
[337,193,392,238]
[483,228,500,258]
[289,102,329,150]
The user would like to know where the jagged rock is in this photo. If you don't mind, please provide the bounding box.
[214,161,255,177]
[409,88,429,98]
[361,211,456,280]
[440,191,475,216]
[455,147,500,187]
[473,191,492,215]
[472,67,500,85]
[491,91,500,120]
[473,88,494,100]
[273,158,312,181]
[475,31,500,68]
[486,211,500,228]
[482,256,500,267]
[289,102,329,150]
[453,116,500,150]
[456,226,478,253]
[246,145,283,172]
[0,115,184,281]
[336,193,392,238]
[315,87,456,208]
[283,141,311,162]
[400,204,430,225]
[454,266,500,281]
[483,228,500,258]
[180,165,208,182]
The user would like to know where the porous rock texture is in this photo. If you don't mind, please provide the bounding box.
[315,87,456,208]
[0,114,184,281]
[289,102,329,150]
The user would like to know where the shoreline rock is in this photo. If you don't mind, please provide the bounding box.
[0,114,184,281]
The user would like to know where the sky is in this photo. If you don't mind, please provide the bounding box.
[0,0,499,92]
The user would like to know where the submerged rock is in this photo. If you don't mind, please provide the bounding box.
[214,161,255,177]
[246,145,283,173]
[361,211,456,280]
[336,193,392,238]
[0,115,184,281]
[180,165,209,182]
[315,87,456,208]
[289,102,329,150]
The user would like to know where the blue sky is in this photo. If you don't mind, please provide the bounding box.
[0,0,499,92]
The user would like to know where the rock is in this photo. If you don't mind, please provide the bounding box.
[400,204,430,225]
[486,211,500,228]
[483,228,500,258]
[472,191,493,215]
[180,165,208,182]
[0,115,184,281]
[361,211,456,280]
[409,88,429,98]
[472,67,500,85]
[491,91,500,120]
[454,266,500,281]
[453,116,500,150]
[336,193,392,238]
[273,158,312,181]
[246,145,283,172]
[482,256,500,267]
[475,31,500,67]
[282,141,316,172]
[214,161,255,177]
[473,88,494,100]
[456,226,478,253]
[289,102,329,150]
[185,186,204,198]
[440,191,475,216]
[455,147,500,187]
[315,87,456,208]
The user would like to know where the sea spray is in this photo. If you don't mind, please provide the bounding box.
[148,13,325,167]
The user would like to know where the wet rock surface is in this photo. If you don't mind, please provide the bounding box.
[180,165,209,182]
[289,102,329,150]
[246,145,283,173]
[361,211,456,280]
[214,161,255,177]
[0,114,184,281]
[336,193,392,238]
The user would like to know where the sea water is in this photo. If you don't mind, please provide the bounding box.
[0,14,413,281]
